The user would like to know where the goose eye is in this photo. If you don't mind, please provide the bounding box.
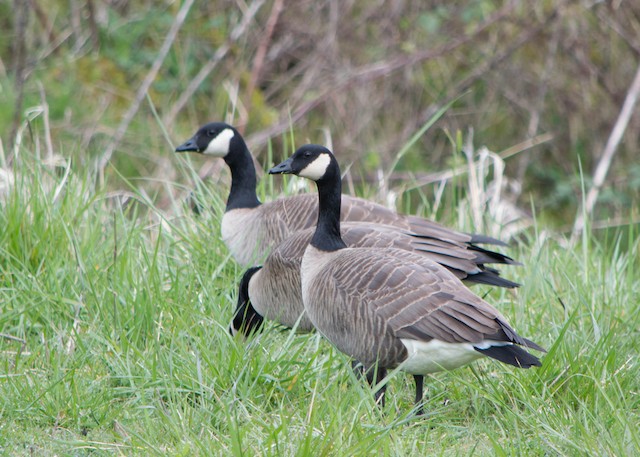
[207,129,217,136]
[304,151,312,158]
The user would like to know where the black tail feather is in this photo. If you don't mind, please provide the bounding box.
[465,270,520,289]
[468,233,509,247]
[468,244,522,266]
[475,344,542,368]
[496,319,547,353]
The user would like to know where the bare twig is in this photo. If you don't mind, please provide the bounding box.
[572,60,640,240]
[528,18,561,137]
[8,0,30,164]
[238,0,285,133]
[596,9,640,57]
[86,0,100,49]
[69,0,83,51]
[590,216,640,231]
[98,0,195,183]
[37,29,74,62]
[162,0,266,128]
[80,95,112,150]
[30,0,57,46]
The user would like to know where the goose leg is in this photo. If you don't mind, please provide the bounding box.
[413,374,425,415]
[365,366,388,408]
[351,360,365,379]
[350,361,388,408]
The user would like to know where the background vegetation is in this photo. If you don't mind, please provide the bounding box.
[2,0,640,229]
[1,0,639,455]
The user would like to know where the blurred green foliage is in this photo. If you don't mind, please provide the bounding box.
[1,0,638,230]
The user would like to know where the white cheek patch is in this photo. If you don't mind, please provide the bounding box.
[298,153,331,181]
[203,128,235,157]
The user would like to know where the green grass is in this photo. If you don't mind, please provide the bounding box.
[1,144,639,456]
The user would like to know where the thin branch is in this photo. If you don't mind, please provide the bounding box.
[528,17,561,137]
[31,0,58,47]
[36,29,73,62]
[69,0,83,51]
[572,60,640,239]
[238,0,284,133]
[596,8,640,57]
[162,0,266,128]
[8,0,30,164]
[98,0,195,182]
[86,0,100,50]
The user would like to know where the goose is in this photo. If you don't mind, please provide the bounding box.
[175,122,518,275]
[267,144,545,413]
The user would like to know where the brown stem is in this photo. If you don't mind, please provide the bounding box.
[238,0,285,134]
[8,0,30,163]
[98,0,196,183]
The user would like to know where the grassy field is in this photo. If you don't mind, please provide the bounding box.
[0,138,639,456]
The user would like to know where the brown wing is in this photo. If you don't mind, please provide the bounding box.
[253,193,517,285]
[340,195,409,227]
[340,224,476,281]
[328,248,532,347]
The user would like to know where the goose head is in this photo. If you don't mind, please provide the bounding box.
[269,144,337,182]
[175,122,238,158]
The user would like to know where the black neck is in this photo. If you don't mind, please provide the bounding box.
[310,164,347,252]
[223,138,261,211]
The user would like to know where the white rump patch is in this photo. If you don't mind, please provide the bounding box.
[473,340,509,350]
[399,338,488,374]
[203,128,235,157]
[298,153,331,181]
